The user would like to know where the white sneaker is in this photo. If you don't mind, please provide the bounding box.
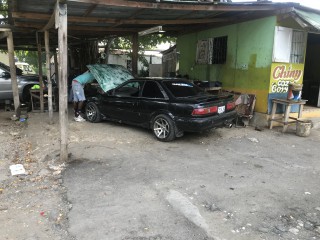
[74,115,86,122]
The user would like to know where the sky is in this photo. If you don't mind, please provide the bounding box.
[231,0,320,10]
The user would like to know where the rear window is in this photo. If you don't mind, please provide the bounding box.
[163,81,203,98]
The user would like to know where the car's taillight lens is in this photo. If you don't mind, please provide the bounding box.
[192,106,218,116]
[226,102,235,110]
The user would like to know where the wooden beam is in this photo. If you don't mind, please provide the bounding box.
[68,0,283,11]
[0,32,9,39]
[83,4,97,17]
[132,32,138,76]
[6,32,20,114]
[45,30,54,124]
[176,10,197,20]
[12,11,232,25]
[41,2,57,31]
[0,25,37,33]
[37,32,44,112]
[56,1,69,162]
[54,50,59,86]
[14,22,143,32]
[0,45,44,51]
[69,25,140,32]
[0,25,13,31]
[7,0,16,25]
[112,8,145,27]
[122,18,229,25]
[128,9,145,19]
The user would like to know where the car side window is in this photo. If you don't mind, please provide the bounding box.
[114,81,141,97]
[142,81,165,99]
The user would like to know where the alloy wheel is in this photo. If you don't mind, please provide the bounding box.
[86,104,96,121]
[153,117,170,139]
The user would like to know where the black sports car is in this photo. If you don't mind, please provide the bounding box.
[85,77,236,142]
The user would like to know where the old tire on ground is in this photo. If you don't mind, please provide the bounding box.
[85,102,101,123]
[152,114,175,142]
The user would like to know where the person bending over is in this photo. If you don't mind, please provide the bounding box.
[72,70,95,122]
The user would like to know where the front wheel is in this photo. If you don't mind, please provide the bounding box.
[152,114,175,142]
[85,102,101,123]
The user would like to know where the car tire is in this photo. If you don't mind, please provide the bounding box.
[85,102,101,123]
[152,114,175,142]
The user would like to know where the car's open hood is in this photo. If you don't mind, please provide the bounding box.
[87,64,133,92]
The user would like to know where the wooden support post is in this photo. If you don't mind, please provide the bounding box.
[54,51,59,87]
[37,33,44,112]
[6,31,20,114]
[56,1,68,162]
[132,32,138,76]
[45,30,53,124]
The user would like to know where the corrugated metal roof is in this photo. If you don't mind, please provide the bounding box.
[0,0,307,49]
[294,9,320,32]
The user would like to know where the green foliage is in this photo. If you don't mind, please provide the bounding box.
[110,34,175,53]
[15,50,47,75]
[107,34,176,76]
[0,0,8,19]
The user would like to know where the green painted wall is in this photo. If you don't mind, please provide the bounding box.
[177,16,277,112]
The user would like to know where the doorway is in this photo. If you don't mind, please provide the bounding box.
[302,33,320,107]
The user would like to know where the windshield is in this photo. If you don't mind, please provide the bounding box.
[163,80,204,98]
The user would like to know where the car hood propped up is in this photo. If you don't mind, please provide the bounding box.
[87,64,134,92]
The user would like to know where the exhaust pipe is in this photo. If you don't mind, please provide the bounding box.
[224,121,233,128]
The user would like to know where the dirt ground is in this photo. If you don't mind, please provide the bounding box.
[1,108,320,240]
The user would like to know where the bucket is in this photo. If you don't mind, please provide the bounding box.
[287,83,302,101]
[296,118,313,137]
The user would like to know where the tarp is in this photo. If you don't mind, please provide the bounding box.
[295,9,320,32]
[87,64,134,92]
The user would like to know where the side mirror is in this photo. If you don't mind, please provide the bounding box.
[1,72,11,79]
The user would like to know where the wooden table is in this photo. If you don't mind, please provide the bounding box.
[269,98,307,132]
[30,89,57,112]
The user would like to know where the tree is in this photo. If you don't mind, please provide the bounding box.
[15,50,46,74]
[0,0,8,24]
[101,34,176,76]
[108,34,175,53]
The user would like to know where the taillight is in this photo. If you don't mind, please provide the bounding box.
[192,106,218,116]
[226,102,235,110]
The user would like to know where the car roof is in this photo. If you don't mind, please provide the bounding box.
[132,77,189,82]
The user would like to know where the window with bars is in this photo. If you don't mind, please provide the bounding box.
[290,30,306,64]
[211,36,228,64]
[272,27,306,64]
[196,36,228,64]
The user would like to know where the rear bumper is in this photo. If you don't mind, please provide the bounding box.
[174,110,237,132]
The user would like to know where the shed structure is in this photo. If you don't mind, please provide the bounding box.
[0,0,315,159]
[176,5,320,124]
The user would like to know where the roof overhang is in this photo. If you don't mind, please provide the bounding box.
[292,7,320,33]
[0,0,304,50]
